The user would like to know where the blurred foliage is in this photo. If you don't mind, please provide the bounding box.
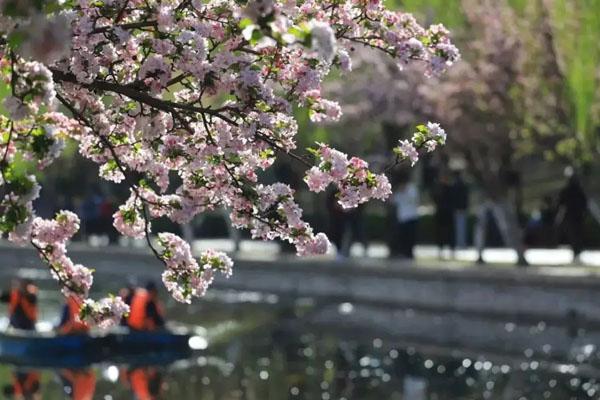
[368,0,600,172]
[392,0,466,28]
[548,0,600,155]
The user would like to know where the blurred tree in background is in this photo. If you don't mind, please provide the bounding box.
[6,0,598,245]
[311,0,600,189]
[542,0,600,159]
[400,0,600,163]
[295,0,600,253]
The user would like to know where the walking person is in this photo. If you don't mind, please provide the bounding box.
[540,195,557,247]
[450,171,469,249]
[432,170,455,259]
[327,190,367,259]
[557,169,588,263]
[393,172,420,259]
[474,159,527,265]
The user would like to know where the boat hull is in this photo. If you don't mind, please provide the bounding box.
[0,330,192,368]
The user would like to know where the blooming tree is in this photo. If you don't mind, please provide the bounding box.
[319,0,528,263]
[0,0,458,326]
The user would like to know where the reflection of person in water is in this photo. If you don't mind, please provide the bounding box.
[124,367,165,400]
[2,370,41,400]
[59,369,96,400]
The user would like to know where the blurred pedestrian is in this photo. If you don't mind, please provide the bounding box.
[474,157,527,265]
[540,195,557,247]
[99,195,118,244]
[557,169,588,262]
[393,172,419,259]
[80,191,102,239]
[0,279,38,331]
[432,170,455,258]
[327,190,366,259]
[450,171,469,248]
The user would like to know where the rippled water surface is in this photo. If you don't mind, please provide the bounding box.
[1,270,599,399]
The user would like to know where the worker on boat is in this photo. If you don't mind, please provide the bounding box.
[127,281,165,331]
[57,295,89,334]
[118,283,136,326]
[0,279,38,331]
[59,369,96,400]
[124,367,165,400]
[2,370,41,399]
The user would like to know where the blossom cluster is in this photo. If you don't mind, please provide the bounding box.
[2,61,55,121]
[305,145,392,208]
[0,0,458,323]
[159,233,233,303]
[30,210,94,298]
[80,296,130,330]
[113,192,147,239]
[393,122,447,166]
[230,182,331,255]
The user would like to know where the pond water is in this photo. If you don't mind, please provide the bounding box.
[1,271,599,399]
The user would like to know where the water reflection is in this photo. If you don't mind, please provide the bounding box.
[3,369,41,400]
[122,367,166,400]
[59,369,96,399]
[1,326,599,399]
[0,280,599,399]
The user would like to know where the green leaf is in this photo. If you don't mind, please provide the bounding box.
[239,18,254,29]
[7,30,27,49]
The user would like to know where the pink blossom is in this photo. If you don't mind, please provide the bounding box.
[304,167,331,192]
[81,296,130,330]
[113,207,146,239]
[3,96,31,120]
[396,140,419,166]
[427,122,447,144]
[18,14,71,64]
[159,233,233,303]
[0,0,456,311]
[309,20,337,63]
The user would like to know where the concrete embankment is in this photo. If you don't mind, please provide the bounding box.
[2,243,600,328]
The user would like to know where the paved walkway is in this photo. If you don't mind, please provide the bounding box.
[181,238,600,267]
[8,236,600,278]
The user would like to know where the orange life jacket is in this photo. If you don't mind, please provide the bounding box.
[129,369,159,400]
[128,290,164,331]
[12,372,40,397]
[61,370,96,400]
[8,287,38,324]
[59,296,89,334]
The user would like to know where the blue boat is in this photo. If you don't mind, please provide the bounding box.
[0,328,192,368]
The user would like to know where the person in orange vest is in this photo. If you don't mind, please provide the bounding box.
[2,370,41,400]
[59,369,96,400]
[57,295,89,334]
[127,282,165,331]
[118,283,135,326]
[124,367,165,400]
[0,279,38,330]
